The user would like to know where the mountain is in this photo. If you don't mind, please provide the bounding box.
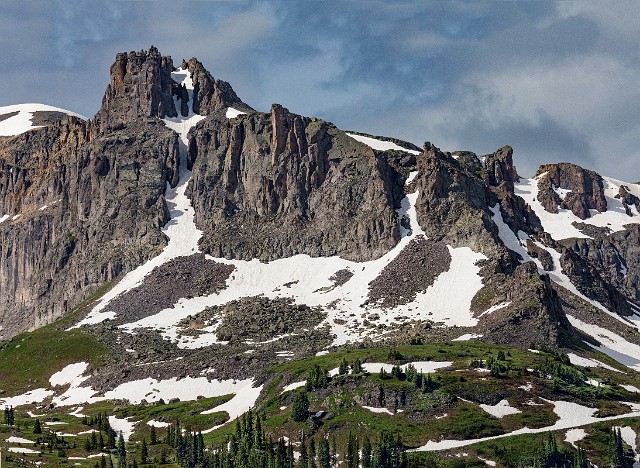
[1,47,639,467]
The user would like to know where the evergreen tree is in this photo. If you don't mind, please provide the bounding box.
[33,418,42,434]
[292,391,310,422]
[100,455,107,468]
[4,406,14,425]
[352,358,363,374]
[339,358,349,375]
[405,364,417,382]
[140,438,148,465]
[150,425,157,445]
[298,433,308,468]
[362,437,372,468]
[116,432,126,468]
[310,437,317,468]
[318,437,331,468]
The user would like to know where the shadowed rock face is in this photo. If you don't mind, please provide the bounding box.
[0,118,180,338]
[414,143,506,260]
[188,104,403,262]
[480,262,573,348]
[483,145,519,187]
[535,163,607,219]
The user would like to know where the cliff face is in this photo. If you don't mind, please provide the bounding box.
[0,117,179,338]
[0,47,192,338]
[188,104,402,261]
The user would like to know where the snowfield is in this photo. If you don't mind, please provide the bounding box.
[0,103,87,137]
[478,399,521,418]
[93,165,487,349]
[514,175,640,241]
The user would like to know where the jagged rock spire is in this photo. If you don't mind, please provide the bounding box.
[95,47,252,133]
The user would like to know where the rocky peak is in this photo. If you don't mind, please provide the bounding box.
[535,163,607,219]
[96,48,251,133]
[96,46,178,132]
[616,185,640,217]
[183,57,251,115]
[483,145,519,186]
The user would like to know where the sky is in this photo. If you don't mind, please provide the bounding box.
[1,1,639,180]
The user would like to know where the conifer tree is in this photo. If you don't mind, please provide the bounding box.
[319,437,331,468]
[292,391,310,422]
[298,433,308,468]
[310,437,317,468]
[140,438,148,465]
[116,432,126,468]
[362,437,372,468]
[339,358,349,375]
[33,418,42,434]
[150,425,157,445]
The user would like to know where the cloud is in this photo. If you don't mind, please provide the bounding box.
[0,1,638,181]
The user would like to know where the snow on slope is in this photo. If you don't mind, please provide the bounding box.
[514,175,640,241]
[346,133,421,155]
[412,400,640,452]
[75,67,205,328]
[0,103,87,137]
[568,315,640,372]
[478,400,521,418]
[117,171,485,348]
[566,353,622,372]
[491,202,634,328]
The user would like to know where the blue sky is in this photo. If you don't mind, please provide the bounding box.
[2,1,639,180]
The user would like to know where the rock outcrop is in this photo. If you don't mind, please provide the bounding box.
[96,46,178,132]
[480,262,573,348]
[188,104,402,261]
[182,58,252,115]
[535,163,607,219]
[483,145,519,186]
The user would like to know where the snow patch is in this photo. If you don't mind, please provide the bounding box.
[411,399,640,452]
[0,388,54,407]
[565,428,587,448]
[8,447,40,454]
[567,353,622,372]
[478,399,521,418]
[108,415,136,441]
[282,381,307,392]
[622,384,640,393]
[345,133,421,155]
[147,420,171,428]
[453,333,482,341]
[226,107,246,119]
[515,176,640,241]
[0,103,87,137]
[50,362,89,387]
[568,315,640,371]
[361,406,403,415]
[7,436,34,444]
